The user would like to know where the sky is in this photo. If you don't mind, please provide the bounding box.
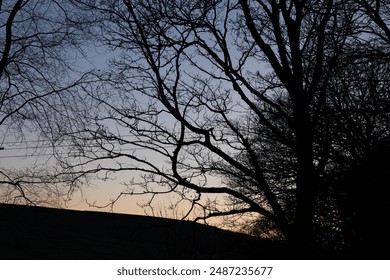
[0,0,261,230]
[0,31,148,215]
[0,126,164,215]
[0,113,227,224]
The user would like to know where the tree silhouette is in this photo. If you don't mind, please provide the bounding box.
[39,0,390,255]
[0,0,90,206]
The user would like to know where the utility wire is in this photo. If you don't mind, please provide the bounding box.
[0,130,238,159]
[0,145,177,159]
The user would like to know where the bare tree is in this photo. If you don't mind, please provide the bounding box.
[0,0,91,206]
[315,0,390,252]
[45,0,390,255]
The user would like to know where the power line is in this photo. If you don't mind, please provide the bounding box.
[0,131,238,159]
[0,145,176,159]
[0,128,230,146]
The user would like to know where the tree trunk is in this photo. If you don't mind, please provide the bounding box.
[290,98,317,256]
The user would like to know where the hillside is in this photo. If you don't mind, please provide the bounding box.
[0,203,286,259]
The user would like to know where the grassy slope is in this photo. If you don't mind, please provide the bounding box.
[0,203,285,259]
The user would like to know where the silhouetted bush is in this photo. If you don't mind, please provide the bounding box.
[317,139,390,257]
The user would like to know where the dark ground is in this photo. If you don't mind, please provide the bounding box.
[0,203,288,259]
